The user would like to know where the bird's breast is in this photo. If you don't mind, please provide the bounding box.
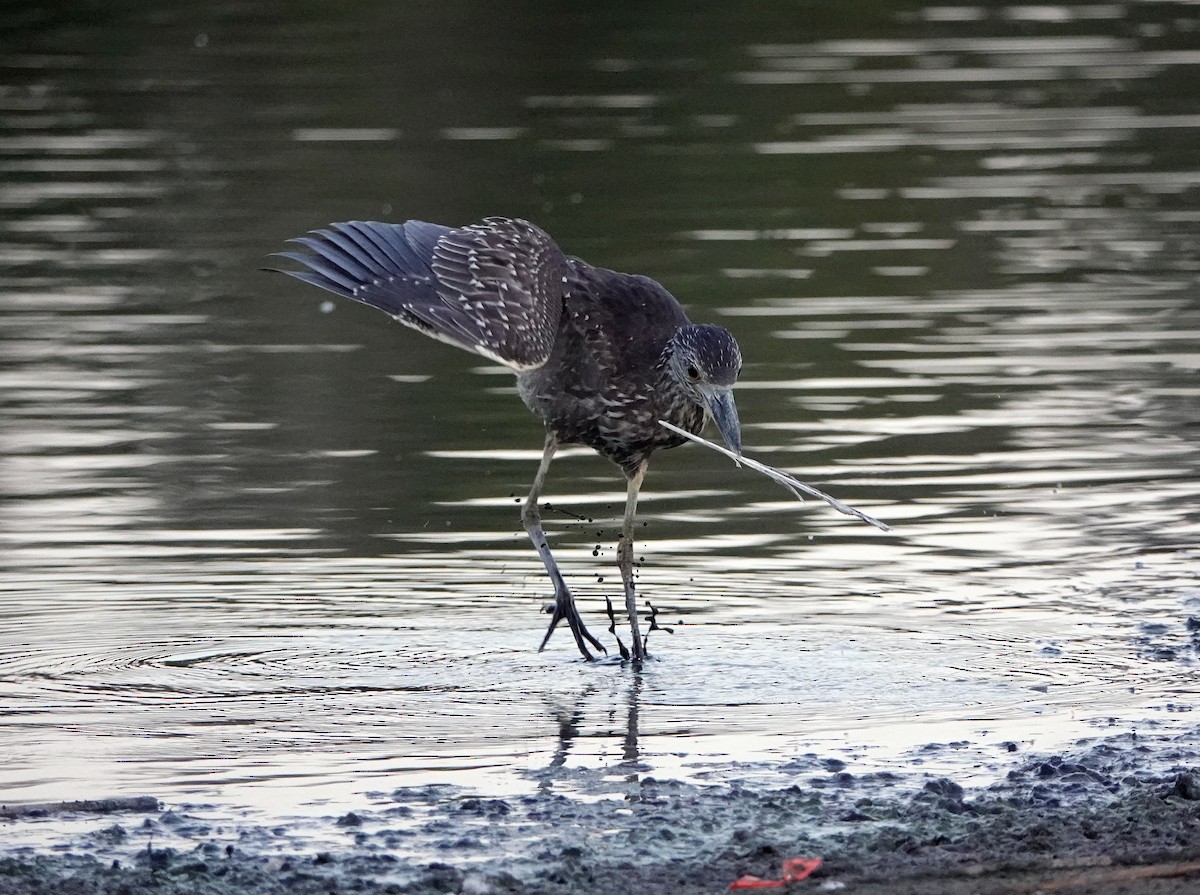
[517,365,703,470]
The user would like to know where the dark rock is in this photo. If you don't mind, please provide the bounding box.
[458,798,511,817]
[418,861,464,893]
[924,778,964,801]
[1173,771,1200,800]
[841,810,875,822]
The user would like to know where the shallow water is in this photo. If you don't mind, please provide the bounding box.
[2,1,1199,826]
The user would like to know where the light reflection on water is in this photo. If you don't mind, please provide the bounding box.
[1,1,1199,824]
[1,550,1185,807]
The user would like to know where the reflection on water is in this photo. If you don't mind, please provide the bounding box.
[1,1,1199,820]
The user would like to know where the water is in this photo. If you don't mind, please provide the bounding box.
[2,1,1199,827]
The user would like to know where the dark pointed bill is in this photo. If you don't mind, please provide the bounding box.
[658,419,892,533]
[701,385,742,456]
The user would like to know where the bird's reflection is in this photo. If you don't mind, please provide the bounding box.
[620,671,642,773]
[536,668,646,800]
[544,683,593,773]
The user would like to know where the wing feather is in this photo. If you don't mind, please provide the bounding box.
[267,217,569,370]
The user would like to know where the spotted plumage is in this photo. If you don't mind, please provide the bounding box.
[518,261,739,474]
[270,216,743,663]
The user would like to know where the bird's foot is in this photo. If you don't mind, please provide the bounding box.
[539,592,606,661]
[644,599,674,636]
[604,595,631,661]
[640,599,673,657]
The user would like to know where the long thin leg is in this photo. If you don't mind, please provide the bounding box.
[523,433,606,660]
[617,460,648,661]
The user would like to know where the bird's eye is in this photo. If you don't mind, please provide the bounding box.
[686,365,701,381]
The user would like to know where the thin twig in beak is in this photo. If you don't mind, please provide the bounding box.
[659,419,891,532]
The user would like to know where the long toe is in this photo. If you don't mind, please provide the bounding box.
[568,609,607,658]
[584,625,607,656]
[539,599,601,661]
[604,595,630,660]
[614,637,630,661]
[538,608,564,653]
[538,592,567,651]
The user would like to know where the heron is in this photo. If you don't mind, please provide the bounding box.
[270,217,742,662]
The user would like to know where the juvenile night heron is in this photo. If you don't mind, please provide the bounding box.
[270,217,742,662]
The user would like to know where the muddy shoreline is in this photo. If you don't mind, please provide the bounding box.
[4,725,1199,895]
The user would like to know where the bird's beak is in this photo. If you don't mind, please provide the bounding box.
[702,385,742,457]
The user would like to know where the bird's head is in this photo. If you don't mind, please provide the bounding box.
[667,323,743,455]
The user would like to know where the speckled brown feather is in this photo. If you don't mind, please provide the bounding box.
[271,216,740,472]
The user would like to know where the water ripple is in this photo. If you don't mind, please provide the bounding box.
[1,0,1198,817]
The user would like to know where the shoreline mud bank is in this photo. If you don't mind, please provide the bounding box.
[3,725,1200,894]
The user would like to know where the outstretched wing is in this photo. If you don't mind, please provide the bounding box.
[268,217,569,370]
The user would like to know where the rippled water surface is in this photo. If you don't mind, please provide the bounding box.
[2,1,1199,821]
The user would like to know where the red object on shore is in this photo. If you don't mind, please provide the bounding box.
[729,857,823,889]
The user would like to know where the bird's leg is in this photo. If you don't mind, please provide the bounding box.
[523,433,606,661]
[617,461,648,662]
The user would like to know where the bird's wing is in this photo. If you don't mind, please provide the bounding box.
[268,217,569,370]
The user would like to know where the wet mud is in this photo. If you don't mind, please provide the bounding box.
[4,725,1199,895]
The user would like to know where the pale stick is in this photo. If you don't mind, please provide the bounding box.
[659,420,892,532]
